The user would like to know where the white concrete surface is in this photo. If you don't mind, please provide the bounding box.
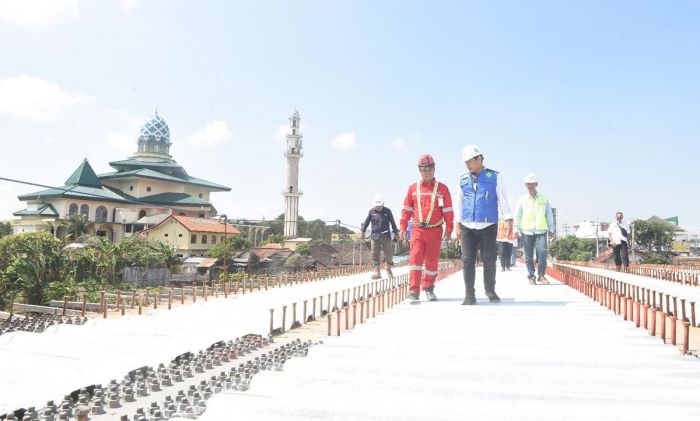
[198,266,700,421]
[0,269,404,414]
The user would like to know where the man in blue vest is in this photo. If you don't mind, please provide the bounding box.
[514,173,554,285]
[456,145,512,305]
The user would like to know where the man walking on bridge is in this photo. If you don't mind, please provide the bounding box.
[456,145,512,305]
[608,211,631,270]
[514,173,554,285]
[359,195,400,279]
[400,154,454,301]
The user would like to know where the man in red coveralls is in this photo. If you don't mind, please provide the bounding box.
[399,154,454,301]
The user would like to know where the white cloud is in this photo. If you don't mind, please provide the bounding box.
[390,137,407,151]
[332,132,356,150]
[119,0,139,12]
[0,0,79,29]
[189,120,233,147]
[0,75,94,122]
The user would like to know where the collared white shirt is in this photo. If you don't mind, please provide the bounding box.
[608,220,631,244]
[460,172,512,230]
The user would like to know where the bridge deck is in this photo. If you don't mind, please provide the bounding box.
[195,265,700,421]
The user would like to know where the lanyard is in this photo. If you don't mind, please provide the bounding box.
[416,179,439,225]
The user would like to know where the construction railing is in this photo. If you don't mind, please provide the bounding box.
[268,261,464,338]
[549,263,699,356]
[556,261,700,287]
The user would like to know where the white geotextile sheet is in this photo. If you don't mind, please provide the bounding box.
[0,268,406,414]
[198,267,700,421]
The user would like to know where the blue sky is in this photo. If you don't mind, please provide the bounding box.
[1,0,698,232]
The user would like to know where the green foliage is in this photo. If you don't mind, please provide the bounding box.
[205,235,250,260]
[632,220,675,252]
[440,242,461,259]
[295,243,311,256]
[549,236,596,261]
[285,255,301,268]
[0,221,12,239]
[260,214,353,242]
[65,214,89,240]
[0,231,63,307]
[640,252,674,265]
[0,232,178,309]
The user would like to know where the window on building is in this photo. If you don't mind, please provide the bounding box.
[191,234,196,244]
[138,210,147,219]
[95,206,108,222]
[164,233,169,237]
[178,233,183,237]
[68,203,78,216]
[198,193,203,198]
[129,185,134,191]
[80,204,89,217]
[202,235,207,244]
[146,186,152,192]
[211,235,217,244]
[126,224,133,233]
[220,235,224,243]
[147,140,155,152]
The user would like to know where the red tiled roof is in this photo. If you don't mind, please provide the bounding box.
[171,215,240,234]
[141,215,241,235]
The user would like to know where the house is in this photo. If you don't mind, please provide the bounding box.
[11,112,230,241]
[139,214,240,258]
[647,215,689,253]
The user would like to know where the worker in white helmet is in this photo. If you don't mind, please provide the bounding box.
[456,145,512,305]
[514,173,554,285]
[359,194,400,279]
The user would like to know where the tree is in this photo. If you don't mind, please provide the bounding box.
[0,231,63,306]
[632,220,674,252]
[65,214,89,241]
[206,235,251,260]
[0,221,12,239]
[440,241,461,259]
[295,243,311,256]
[632,219,676,265]
[550,236,596,261]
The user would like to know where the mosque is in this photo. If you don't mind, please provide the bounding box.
[11,112,231,241]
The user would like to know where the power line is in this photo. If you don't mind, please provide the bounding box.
[1,175,361,230]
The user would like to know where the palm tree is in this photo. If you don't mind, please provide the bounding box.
[66,214,89,241]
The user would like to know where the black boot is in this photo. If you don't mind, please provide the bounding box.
[424,286,437,302]
[462,292,476,305]
[485,290,500,303]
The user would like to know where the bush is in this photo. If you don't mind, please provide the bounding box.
[549,236,595,262]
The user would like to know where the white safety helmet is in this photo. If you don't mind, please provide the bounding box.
[462,145,483,162]
[524,173,538,183]
[373,195,385,206]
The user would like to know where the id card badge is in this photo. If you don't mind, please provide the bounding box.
[438,195,444,207]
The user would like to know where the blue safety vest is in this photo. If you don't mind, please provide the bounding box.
[460,168,499,223]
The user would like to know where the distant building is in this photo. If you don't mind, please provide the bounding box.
[647,215,689,253]
[11,112,230,241]
[282,110,303,238]
[139,214,240,258]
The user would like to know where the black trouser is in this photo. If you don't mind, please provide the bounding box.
[498,241,513,270]
[461,224,498,295]
[614,241,629,268]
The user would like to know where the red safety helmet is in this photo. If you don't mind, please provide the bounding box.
[417,154,436,167]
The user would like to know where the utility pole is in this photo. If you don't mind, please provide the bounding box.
[595,218,599,258]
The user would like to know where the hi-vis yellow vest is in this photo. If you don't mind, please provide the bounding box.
[520,194,549,231]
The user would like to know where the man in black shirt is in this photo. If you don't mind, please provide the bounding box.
[359,195,400,279]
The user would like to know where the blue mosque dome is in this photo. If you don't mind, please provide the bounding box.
[137,111,172,155]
